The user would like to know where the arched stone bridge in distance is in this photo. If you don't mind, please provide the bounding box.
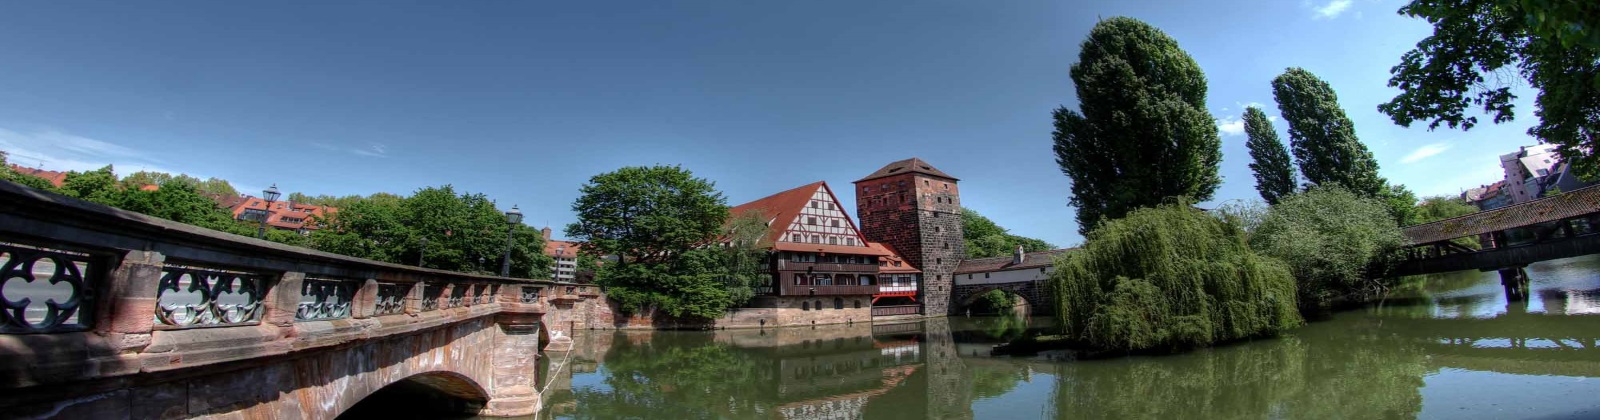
[948,249,1073,316]
[0,180,611,418]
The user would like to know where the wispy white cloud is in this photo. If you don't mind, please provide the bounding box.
[0,128,171,173]
[1217,115,1246,137]
[310,141,390,158]
[1310,0,1354,19]
[352,142,388,158]
[1400,142,1453,164]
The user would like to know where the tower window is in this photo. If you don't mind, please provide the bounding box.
[924,180,929,186]
[936,258,942,265]
[944,183,949,189]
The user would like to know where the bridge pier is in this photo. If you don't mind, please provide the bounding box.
[483,311,545,417]
[1497,266,1530,302]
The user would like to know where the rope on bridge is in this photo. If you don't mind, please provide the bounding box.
[537,345,576,399]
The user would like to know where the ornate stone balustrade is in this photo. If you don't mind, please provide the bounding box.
[0,180,597,418]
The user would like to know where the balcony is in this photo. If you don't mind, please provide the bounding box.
[775,260,879,273]
[778,284,878,296]
[871,305,922,317]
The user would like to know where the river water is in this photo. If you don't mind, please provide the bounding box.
[530,255,1600,419]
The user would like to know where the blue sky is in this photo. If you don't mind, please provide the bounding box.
[0,1,1539,247]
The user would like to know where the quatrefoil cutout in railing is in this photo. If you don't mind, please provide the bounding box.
[0,245,92,333]
[156,266,264,328]
[297,278,355,321]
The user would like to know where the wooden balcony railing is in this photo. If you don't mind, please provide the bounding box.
[778,284,879,296]
[871,305,922,317]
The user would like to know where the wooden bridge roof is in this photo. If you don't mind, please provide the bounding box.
[1403,184,1600,245]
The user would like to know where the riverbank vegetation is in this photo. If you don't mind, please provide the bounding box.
[1051,203,1303,354]
[962,207,1054,258]
[1250,187,1408,310]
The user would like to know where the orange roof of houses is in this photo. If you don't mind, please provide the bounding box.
[545,239,580,258]
[230,196,338,231]
[7,165,68,187]
[855,157,958,183]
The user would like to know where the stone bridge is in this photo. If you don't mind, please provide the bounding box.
[951,281,1050,315]
[0,180,610,418]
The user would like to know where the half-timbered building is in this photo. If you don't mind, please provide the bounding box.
[730,181,921,317]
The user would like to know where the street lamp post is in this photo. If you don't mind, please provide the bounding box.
[257,184,281,239]
[418,237,428,267]
[500,205,523,277]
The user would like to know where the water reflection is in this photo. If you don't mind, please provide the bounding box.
[531,256,1600,420]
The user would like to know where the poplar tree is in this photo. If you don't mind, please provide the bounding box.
[1053,17,1222,234]
[1271,68,1385,197]
[1243,107,1297,205]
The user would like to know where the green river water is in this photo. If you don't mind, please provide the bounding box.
[530,255,1600,419]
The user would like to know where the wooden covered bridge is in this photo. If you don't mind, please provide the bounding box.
[1395,184,1600,299]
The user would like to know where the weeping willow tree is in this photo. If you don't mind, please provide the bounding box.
[1051,202,1302,353]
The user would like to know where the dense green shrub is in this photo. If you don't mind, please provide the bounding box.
[1251,187,1407,309]
[1051,203,1302,353]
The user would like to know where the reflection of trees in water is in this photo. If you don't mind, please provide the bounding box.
[1051,325,1427,419]
[567,334,776,419]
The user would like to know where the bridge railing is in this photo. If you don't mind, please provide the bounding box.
[0,179,578,390]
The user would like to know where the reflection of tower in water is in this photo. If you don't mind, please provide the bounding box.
[920,318,974,420]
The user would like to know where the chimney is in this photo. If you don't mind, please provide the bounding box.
[541,227,552,240]
[1013,245,1025,265]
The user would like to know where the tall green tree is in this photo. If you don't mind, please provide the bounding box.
[1272,68,1386,197]
[1052,17,1223,234]
[1379,0,1600,177]
[962,207,1056,258]
[566,165,732,318]
[1243,107,1298,205]
[566,165,728,265]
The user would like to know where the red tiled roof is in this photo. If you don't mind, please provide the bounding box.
[855,157,958,183]
[229,196,338,231]
[1403,184,1600,245]
[730,181,885,256]
[545,239,580,258]
[7,165,67,187]
[869,242,920,273]
[954,248,1076,274]
[730,181,826,245]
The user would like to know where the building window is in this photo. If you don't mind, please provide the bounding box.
[924,180,929,186]
[830,220,839,227]
[808,217,817,225]
[829,237,838,245]
[802,301,810,311]
[814,300,822,310]
[854,300,862,309]
[834,298,844,310]
[847,237,855,246]
[968,274,973,280]
[811,201,818,208]
[985,273,990,278]
[944,183,949,190]
[936,258,942,265]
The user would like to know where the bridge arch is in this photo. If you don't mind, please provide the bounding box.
[951,282,1052,315]
[340,371,490,418]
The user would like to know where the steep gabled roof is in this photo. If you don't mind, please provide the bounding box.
[868,242,920,274]
[730,181,825,245]
[729,181,890,256]
[855,157,958,183]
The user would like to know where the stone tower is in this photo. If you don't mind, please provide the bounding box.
[853,158,965,315]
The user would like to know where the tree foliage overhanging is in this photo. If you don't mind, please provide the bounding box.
[1051,202,1302,353]
[1243,107,1298,205]
[962,207,1055,258]
[1053,16,1223,235]
[1380,0,1600,177]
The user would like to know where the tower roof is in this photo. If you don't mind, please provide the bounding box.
[854,157,958,183]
